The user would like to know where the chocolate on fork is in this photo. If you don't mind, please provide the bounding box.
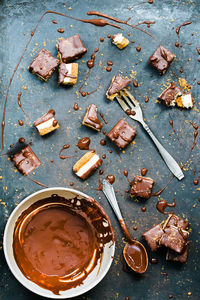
[115,89,184,180]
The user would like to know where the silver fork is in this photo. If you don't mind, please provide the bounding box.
[116,88,184,180]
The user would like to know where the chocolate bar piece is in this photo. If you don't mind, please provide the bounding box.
[106,75,131,100]
[58,62,78,85]
[107,119,136,149]
[34,109,59,136]
[56,34,87,63]
[160,225,189,254]
[82,104,103,131]
[131,175,154,199]
[142,224,164,251]
[112,33,129,49]
[166,243,189,263]
[12,145,41,175]
[159,82,182,106]
[163,214,189,230]
[149,45,175,75]
[176,92,194,109]
[73,151,102,180]
[28,48,59,81]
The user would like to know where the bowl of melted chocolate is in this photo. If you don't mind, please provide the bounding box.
[3,188,115,298]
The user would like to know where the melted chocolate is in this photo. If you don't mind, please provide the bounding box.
[150,258,158,264]
[26,176,48,188]
[145,95,149,103]
[57,28,64,33]
[126,109,136,116]
[169,118,181,144]
[106,175,115,184]
[152,175,174,196]
[100,113,108,124]
[137,21,155,28]
[124,243,147,273]
[107,60,113,66]
[18,120,23,126]
[13,194,114,295]
[191,130,198,151]
[74,102,79,110]
[102,154,106,159]
[52,20,57,24]
[100,139,106,146]
[141,168,148,176]
[156,198,176,214]
[77,137,91,150]
[176,22,192,38]
[193,178,199,185]
[59,144,71,159]
[136,46,141,52]
[106,66,112,72]
[141,206,146,212]
[133,80,138,87]
[17,92,25,113]
[100,37,104,42]
[52,119,58,127]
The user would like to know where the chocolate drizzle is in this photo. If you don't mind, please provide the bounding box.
[176,21,192,38]
[77,137,91,150]
[106,175,115,184]
[156,198,176,214]
[152,176,174,197]
[59,144,71,159]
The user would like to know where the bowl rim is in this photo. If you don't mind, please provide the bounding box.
[3,187,115,299]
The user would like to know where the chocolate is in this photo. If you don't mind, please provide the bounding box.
[12,145,41,175]
[142,224,164,251]
[106,75,131,100]
[34,110,59,136]
[82,104,103,131]
[160,225,188,254]
[166,243,189,263]
[107,119,137,149]
[112,33,129,49]
[159,82,182,106]
[163,214,189,230]
[28,48,59,81]
[77,137,91,150]
[58,62,78,85]
[131,175,154,199]
[56,34,87,63]
[149,45,175,75]
[73,150,102,180]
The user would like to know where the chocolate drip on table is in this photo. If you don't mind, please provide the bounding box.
[152,175,174,196]
[141,168,148,176]
[74,102,79,110]
[191,130,198,151]
[1,10,122,150]
[59,144,71,159]
[156,198,176,214]
[176,21,192,38]
[169,119,181,144]
[57,28,64,33]
[18,120,24,126]
[77,137,91,150]
[100,113,108,124]
[106,175,115,184]
[137,21,155,28]
[26,176,48,188]
[17,92,25,113]
[100,139,106,146]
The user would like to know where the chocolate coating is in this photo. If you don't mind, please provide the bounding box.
[149,45,175,75]
[143,224,164,251]
[107,75,131,96]
[159,82,183,106]
[131,175,154,199]
[83,104,103,131]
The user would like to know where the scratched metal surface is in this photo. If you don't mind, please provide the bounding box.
[0,0,199,299]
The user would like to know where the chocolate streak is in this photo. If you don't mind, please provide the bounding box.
[176,21,192,38]
[13,194,114,295]
[59,144,72,159]
[152,175,174,197]
[77,137,91,150]
[156,198,176,214]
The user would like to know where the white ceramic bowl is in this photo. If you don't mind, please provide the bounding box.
[3,187,115,299]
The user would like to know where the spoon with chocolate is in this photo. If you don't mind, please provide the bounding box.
[102,179,148,274]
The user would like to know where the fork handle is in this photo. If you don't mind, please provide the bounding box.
[141,121,184,180]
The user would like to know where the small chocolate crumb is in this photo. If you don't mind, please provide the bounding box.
[100,37,104,42]
[69,182,74,186]
[141,206,146,212]
[102,154,106,159]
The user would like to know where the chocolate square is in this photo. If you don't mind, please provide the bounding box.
[107,119,137,149]
[28,48,59,81]
[56,34,87,63]
[149,45,175,75]
[163,214,189,230]
[82,104,103,131]
[142,224,164,251]
[106,75,131,100]
[166,243,189,263]
[58,62,78,85]
[160,225,188,254]
[159,82,182,106]
[12,145,41,175]
[131,175,154,199]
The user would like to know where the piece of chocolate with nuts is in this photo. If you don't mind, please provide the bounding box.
[131,175,154,199]
[149,45,175,75]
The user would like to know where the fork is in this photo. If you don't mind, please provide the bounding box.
[116,88,184,180]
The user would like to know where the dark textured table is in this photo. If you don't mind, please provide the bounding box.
[0,0,199,299]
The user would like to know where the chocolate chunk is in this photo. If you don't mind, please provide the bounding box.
[131,175,154,199]
[106,75,131,100]
[159,82,183,106]
[82,104,103,131]
[160,225,188,254]
[56,34,87,63]
[163,214,189,230]
[34,110,59,136]
[28,48,59,81]
[58,62,78,85]
[166,243,189,263]
[149,45,175,75]
[142,224,164,251]
[12,145,41,175]
[107,119,137,149]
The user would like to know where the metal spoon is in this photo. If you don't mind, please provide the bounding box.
[102,179,148,274]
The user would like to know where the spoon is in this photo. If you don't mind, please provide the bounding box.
[102,179,148,274]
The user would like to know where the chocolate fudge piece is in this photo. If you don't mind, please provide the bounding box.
[112,33,129,49]
[160,225,189,254]
[159,82,182,106]
[73,151,102,180]
[34,109,59,136]
[12,145,41,175]
[176,92,194,109]
[163,214,189,230]
[106,75,131,100]
[82,104,103,131]
[58,62,78,85]
[149,45,175,75]
[166,243,189,263]
[107,119,136,149]
[28,48,59,81]
[142,224,164,251]
[131,175,154,199]
[56,34,87,63]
